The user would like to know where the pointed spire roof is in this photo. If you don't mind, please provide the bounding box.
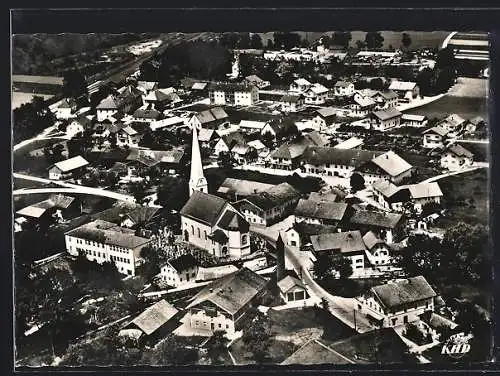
[189,124,205,186]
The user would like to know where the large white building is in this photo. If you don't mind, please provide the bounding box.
[64,219,151,276]
[209,82,259,106]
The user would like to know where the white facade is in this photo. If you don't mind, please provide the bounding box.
[371,115,401,131]
[333,83,355,96]
[64,234,148,276]
[187,305,236,336]
[66,121,85,138]
[97,109,117,122]
[440,151,473,171]
[423,133,445,149]
[214,138,231,155]
[160,262,199,287]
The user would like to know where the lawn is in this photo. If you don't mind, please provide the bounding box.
[406,95,488,120]
[229,337,297,365]
[457,142,489,162]
[437,168,489,227]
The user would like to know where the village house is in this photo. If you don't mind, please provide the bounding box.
[96,85,143,121]
[285,222,339,249]
[348,209,405,244]
[334,137,364,150]
[278,275,309,304]
[437,113,467,138]
[64,219,152,276]
[267,133,323,170]
[236,182,301,227]
[289,78,312,93]
[312,107,337,133]
[119,299,178,345]
[349,93,377,117]
[116,125,142,148]
[136,80,158,96]
[16,194,81,225]
[118,205,161,229]
[370,90,399,110]
[359,276,436,328]
[66,116,92,138]
[150,116,185,132]
[362,231,392,270]
[355,150,413,185]
[373,179,443,214]
[388,81,420,102]
[465,116,485,134]
[197,128,218,148]
[231,143,256,165]
[440,143,474,171]
[144,88,181,110]
[238,120,269,134]
[244,74,270,89]
[180,191,251,259]
[261,117,298,140]
[422,126,450,149]
[301,147,383,179]
[188,107,229,130]
[214,131,246,156]
[126,149,187,175]
[279,93,305,113]
[304,83,329,105]
[401,114,428,127]
[209,82,259,106]
[310,230,368,275]
[48,155,89,180]
[160,253,200,287]
[370,108,402,131]
[54,98,77,120]
[196,264,239,282]
[247,139,270,160]
[333,81,355,97]
[133,107,162,123]
[294,199,349,226]
[184,267,269,337]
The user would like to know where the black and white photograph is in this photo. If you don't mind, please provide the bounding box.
[11,20,492,368]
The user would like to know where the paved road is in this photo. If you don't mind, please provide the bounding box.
[13,173,137,203]
[420,164,487,183]
[451,139,489,144]
[250,226,374,333]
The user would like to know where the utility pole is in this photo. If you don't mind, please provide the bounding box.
[353,309,357,332]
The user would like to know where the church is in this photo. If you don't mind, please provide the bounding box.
[180,124,251,259]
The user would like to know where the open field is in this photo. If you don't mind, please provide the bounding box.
[406,77,488,120]
[12,92,54,110]
[437,168,489,227]
[229,337,296,365]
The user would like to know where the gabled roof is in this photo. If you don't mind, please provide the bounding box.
[362,231,385,250]
[216,210,249,232]
[242,183,300,211]
[197,264,239,281]
[245,74,264,83]
[210,82,256,92]
[310,230,366,254]
[353,95,376,108]
[372,108,402,121]
[97,94,119,110]
[208,229,229,244]
[270,135,320,160]
[16,206,47,218]
[130,300,178,336]
[316,107,337,119]
[124,206,161,225]
[375,90,398,100]
[371,151,412,177]
[288,222,338,238]
[308,83,329,95]
[301,147,383,167]
[137,81,158,92]
[293,78,311,87]
[121,125,138,135]
[349,210,403,229]
[294,199,348,222]
[372,276,437,309]
[277,275,307,293]
[194,107,229,124]
[192,82,208,90]
[401,114,426,122]
[133,108,161,120]
[167,253,199,273]
[334,137,363,150]
[469,116,485,126]
[197,128,216,142]
[334,81,353,88]
[221,131,246,149]
[442,113,467,127]
[447,144,474,159]
[247,139,266,150]
[280,94,303,103]
[186,267,268,315]
[180,191,227,226]
[372,179,400,198]
[388,81,417,91]
[217,178,274,197]
[423,126,449,137]
[407,182,443,199]
[231,143,251,155]
[239,120,267,130]
[52,156,89,172]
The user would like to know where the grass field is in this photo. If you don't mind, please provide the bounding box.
[229,337,297,365]
[12,92,54,110]
[457,142,489,162]
[437,168,489,227]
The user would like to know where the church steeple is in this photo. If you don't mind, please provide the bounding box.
[189,124,208,196]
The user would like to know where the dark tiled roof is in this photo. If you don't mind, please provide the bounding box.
[349,210,403,229]
[290,222,338,237]
[133,108,161,120]
[209,229,229,244]
[130,300,178,336]
[310,231,366,254]
[168,253,199,272]
[216,210,250,232]
[210,82,256,92]
[186,267,268,315]
[372,276,437,309]
[372,108,402,121]
[448,144,474,158]
[180,191,227,226]
[294,199,348,222]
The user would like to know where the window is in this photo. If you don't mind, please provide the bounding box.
[242,234,248,244]
[191,225,194,235]
[197,228,201,238]
[204,231,207,240]
[226,324,229,329]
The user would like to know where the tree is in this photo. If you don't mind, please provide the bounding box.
[332,32,352,49]
[144,335,199,365]
[217,151,235,169]
[331,255,353,280]
[404,323,425,345]
[313,252,334,281]
[138,245,161,281]
[242,312,273,363]
[62,69,88,99]
[350,172,365,192]
[206,330,229,365]
[250,34,264,49]
[355,40,366,50]
[12,96,56,143]
[401,33,412,50]
[365,32,384,50]
[266,39,274,50]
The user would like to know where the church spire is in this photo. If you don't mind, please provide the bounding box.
[189,124,208,196]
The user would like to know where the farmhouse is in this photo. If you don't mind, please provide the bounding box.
[279,93,305,113]
[370,90,398,110]
[440,144,474,171]
[333,81,355,97]
[294,199,349,226]
[285,222,339,249]
[160,253,200,287]
[370,108,402,131]
[48,155,89,180]
[209,82,259,106]
[184,267,268,336]
[304,83,329,105]
[188,107,229,130]
[348,209,405,244]
[362,231,392,269]
[355,150,413,185]
[401,114,427,127]
[277,275,309,303]
[236,182,301,227]
[349,93,376,117]
[312,107,337,133]
[422,126,450,149]
[388,81,420,102]
[359,276,436,328]
[216,178,275,200]
[289,78,312,93]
